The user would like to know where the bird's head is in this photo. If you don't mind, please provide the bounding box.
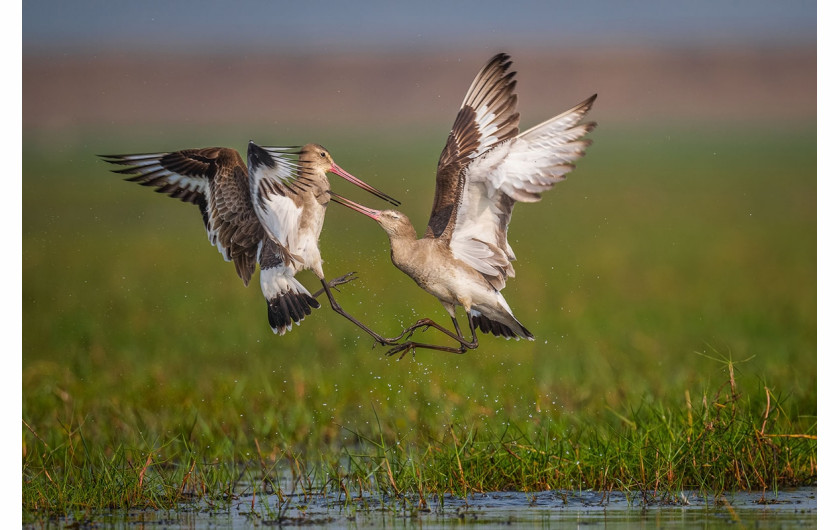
[298,143,336,175]
[330,195,414,239]
[373,209,414,237]
[299,143,400,206]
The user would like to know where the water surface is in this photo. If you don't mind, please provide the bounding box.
[44,487,816,528]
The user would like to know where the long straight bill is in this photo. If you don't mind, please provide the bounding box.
[329,163,401,207]
[329,192,383,221]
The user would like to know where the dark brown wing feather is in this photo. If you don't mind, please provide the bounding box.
[425,107,479,239]
[424,53,520,239]
[100,147,265,286]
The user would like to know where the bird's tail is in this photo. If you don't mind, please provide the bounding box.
[468,290,535,340]
[469,310,534,340]
[262,270,320,335]
[259,239,319,335]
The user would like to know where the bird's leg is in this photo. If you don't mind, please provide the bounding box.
[318,278,401,346]
[386,316,479,359]
[387,318,437,341]
[311,271,358,298]
[387,340,469,360]
[392,315,478,346]
[452,316,479,348]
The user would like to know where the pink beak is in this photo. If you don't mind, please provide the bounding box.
[329,163,400,207]
[330,192,382,222]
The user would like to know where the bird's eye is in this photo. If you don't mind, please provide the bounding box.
[320,152,326,158]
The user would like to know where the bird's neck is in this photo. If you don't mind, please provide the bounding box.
[386,223,420,271]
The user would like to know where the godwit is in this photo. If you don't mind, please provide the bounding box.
[331,53,597,357]
[246,142,400,340]
[100,143,399,336]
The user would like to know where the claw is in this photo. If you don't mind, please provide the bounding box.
[386,342,415,360]
[312,271,359,299]
[317,271,358,295]
[387,318,435,342]
[328,271,358,291]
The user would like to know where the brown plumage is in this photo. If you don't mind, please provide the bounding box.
[100,142,399,337]
[101,147,265,286]
[426,54,520,240]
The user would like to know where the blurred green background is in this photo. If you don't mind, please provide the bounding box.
[22,122,815,445]
[22,0,815,499]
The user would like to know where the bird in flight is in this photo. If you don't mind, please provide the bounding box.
[331,53,597,358]
[100,142,400,336]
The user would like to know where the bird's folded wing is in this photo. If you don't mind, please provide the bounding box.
[247,143,306,260]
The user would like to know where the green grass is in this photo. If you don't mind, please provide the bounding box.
[22,124,816,520]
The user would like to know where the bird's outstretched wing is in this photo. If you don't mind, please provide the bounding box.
[424,53,520,239]
[100,147,265,286]
[448,94,598,290]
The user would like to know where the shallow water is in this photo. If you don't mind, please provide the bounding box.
[43,487,816,528]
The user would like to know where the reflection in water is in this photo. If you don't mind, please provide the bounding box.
[48,488,816,528]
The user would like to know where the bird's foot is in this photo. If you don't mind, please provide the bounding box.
[326,271,358,292]
[312,272,359,299]
[371,319,438,350]
[387,319,435,342]
[386,341,416,360]
[372,336,402,347]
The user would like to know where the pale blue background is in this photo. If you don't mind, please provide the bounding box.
[23,0,814,54]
